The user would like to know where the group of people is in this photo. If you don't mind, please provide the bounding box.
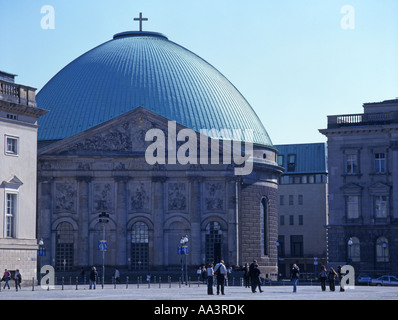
[241,260,264,293]
[1,269,22,290]
[291,264,347,293]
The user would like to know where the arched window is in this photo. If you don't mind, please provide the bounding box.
[347,237,360,262]
[56,222,74,271]
[261,198,268,255]
[131,222,149,270]
[205,222,222,265]
[376,237,389,262]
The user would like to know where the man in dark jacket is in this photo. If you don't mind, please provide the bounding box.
[89,266,98,290]
[250,263,263,293]
[291,264,300,292]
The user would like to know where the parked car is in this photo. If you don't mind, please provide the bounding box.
[371,275,398,286]
[356,274,372,285]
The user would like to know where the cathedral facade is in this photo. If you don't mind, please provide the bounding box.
[36,30,283,278]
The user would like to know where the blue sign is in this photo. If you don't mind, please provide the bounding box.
[178,245,189,255]
[37,248,46,256]
[98,240,107,252]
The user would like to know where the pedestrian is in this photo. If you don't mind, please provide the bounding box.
[14,269,22,291]
[197,267,202,282]
[250,263,263,293]
[89,266,98,290]
[79,267,85,284]
[207,263,214,295]
[146,273,151,283]
[337,265,345,292]
[328,267,337,291]
[201,265,207,284]
[319,265,327,291]
[214,259,227,295]
[2,269,11,290]
[291,264,300,293]
[114,267,121,284]
[242,263,250,288]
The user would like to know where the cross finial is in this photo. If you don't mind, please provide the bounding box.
[134,12,148,32]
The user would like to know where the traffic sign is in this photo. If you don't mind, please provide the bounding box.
[98,240,107,252]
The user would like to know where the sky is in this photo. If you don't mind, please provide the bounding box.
[0,0,397,145]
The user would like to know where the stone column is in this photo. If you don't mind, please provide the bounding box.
[227,177,240,267]
[76,176,92,268]
[188,176,202,266]
[152,176,166,269]
[115,176,129,267]
[37,176,53,266]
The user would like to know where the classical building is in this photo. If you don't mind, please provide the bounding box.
[36,29,283,278]
[0,70,48,283]
[320,98,398,276]
[275,143,328,278]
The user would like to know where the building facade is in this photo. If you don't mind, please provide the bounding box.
[275,143,328,279]
[35,31,283,278]
[0,71,48,283]
[320,98,398,276]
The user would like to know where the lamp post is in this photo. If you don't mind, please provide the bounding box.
[38,238,44,285]
[98,212,110,288]
[382,242,387,274]
[179,235,189,285]
[347,238,353,265]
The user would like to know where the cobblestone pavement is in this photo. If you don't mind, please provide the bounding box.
[1,283,397,300]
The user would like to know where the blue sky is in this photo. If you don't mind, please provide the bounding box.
[1,0,397,145]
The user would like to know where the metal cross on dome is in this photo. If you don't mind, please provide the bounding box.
[134,12,148,31]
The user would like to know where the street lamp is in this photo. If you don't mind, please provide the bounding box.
[98,212,110,288]
[179,235,189,285]
[38,238,44,285]
[382,242,387,274]
[347,238,353,264]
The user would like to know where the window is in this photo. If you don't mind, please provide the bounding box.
[55,222,74,271]
[280,215,285,226]
[260,199,268,255]
[279,195,284,206]
[277,155,284,167]
[346,195,360,219]
[290,235,303,257]
[5,136,18,155]
[346,154,358,174]
[5,193,17,238]
[205,222,223,264]
[298,215,303,225]
[131,222,149,270]
[289,195,294,206]
[375,195,388,218]
[6,114,17,120]
[347,237,360,262]
[298,195,303,205]
[287,154,296,172]
[289,215,294,225]
[374,153,386,174]
[376,237,389,262]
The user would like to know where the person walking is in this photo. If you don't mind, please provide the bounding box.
[328,267,337,291]
[291,264,300,293]
[242,263,250,288]
[214,259,227,295]
[2,269,11,290]
[250,263,263,293]
[89,266,98,290]
[319,265,327,291]
[337,265,345,292]
[207,264,214,295]
[14,269,22,291]
[114,267,121,284]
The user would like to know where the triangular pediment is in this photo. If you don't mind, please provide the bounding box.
[369,182,391,194]
[340,182,363,194]
[1,175,23,189]
[38,107,186,156]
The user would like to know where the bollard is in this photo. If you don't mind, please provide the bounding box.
[159,277,162,288]
[76,276,78,290]
[126,276,129,289]
[137,276,139,288]
[179,277,181,288]
[169,276,171,288]
[32,277,35,291]
[62,277,64,290]
[189,277,191,287]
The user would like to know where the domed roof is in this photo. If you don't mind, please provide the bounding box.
[37,31,273,147]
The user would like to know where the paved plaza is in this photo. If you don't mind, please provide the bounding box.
[1,283,397,300]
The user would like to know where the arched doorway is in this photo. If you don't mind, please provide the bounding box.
[205,222,223,265]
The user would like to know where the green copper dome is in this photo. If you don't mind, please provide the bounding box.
[37,31,273,147]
